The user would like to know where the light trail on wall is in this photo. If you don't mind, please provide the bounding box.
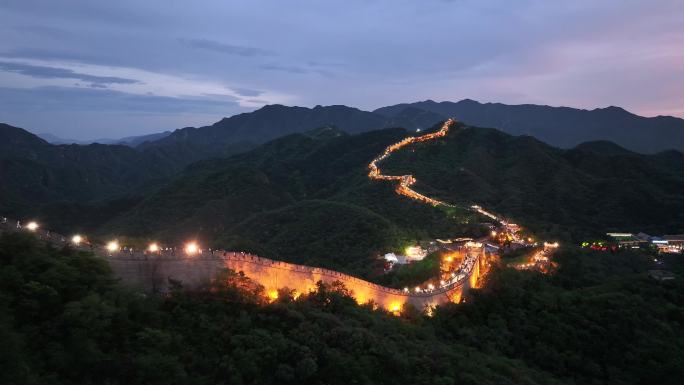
[368,119,455,207]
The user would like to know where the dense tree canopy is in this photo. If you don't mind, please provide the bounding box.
[2,233,682,384]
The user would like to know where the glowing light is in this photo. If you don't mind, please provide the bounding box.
[106,241,119,252]
[491,230,497,237]
[389,302,401,313]
[148,243,159,252]
[185,242,199,255]
[528,237,533,243]
[444,255,453,262]
[440,280,445,286]
[26,221,39,231]
[415,286,421,293]
[267,289,279,301]
[71,235,82,245]
[403,287,409,293]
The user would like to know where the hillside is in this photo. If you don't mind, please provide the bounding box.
[375,99,684,153]
[0,105,405,218]
[381,124,684,239]
[137,104,396,163]
[81,121,683,280]
[0,123,186,215]
[99,126,483,279]
[2,232,683,385]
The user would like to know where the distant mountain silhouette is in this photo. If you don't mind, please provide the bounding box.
[138,104,391,160]
[93,121,684,269]
[37,130,172,146]
[375,99,684,153]
[0,123,183,215]
[3,100,684,225]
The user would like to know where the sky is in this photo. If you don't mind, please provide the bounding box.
[1,0,683,140]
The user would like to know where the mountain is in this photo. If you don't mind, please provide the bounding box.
[36,132,83,145]
[115,131,173,146]
[5,100,684,244]
[37,131,172,146]
[0,123,186,215]
[381,123,684,238]
[138,104,391,160]
[85,121,683,280]
[1,105,404,220]
[375,99,684,153]
[98,125,481,278]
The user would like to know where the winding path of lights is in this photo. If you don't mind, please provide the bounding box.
[368,119,455,207]
[366,118,557,271]
[0,118,557,312]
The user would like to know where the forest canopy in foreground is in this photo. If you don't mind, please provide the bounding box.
[1,232,683,385]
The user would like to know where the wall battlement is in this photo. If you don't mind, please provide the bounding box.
[1,218,485,312]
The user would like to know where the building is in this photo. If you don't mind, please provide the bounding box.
[606,232,647,248]
[405,246,427,261]
[659,235,684,254]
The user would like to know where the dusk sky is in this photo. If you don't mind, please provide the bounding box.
[1,0,683,140]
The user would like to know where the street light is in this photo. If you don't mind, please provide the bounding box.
[185,242,199,255]
[148,243,159,252]
[71,235,82,245]
[26,221,39,231]
[106,241,119,253]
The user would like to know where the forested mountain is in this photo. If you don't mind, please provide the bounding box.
[382,123,684,239]
[136,104,395,163]
[36,130,172,146]
[64,121,680,279]
[4,98,684,217]
[0,123,184,215]
[0,105,409,217]
[375,99,684,153]
[98,127,481,278]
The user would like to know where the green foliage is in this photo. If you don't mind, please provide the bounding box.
[89,127,485,279]
[431,247,684,385]
[1,233,563,385]
[382,124,684,240]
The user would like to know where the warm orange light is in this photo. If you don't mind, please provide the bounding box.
[106,241,119,252]
[267,289,278,301]
[185,242,199,255]
[148,243,159,252]
[26,221,39,231]
[71,235,82,245]
[389,302,401,314]
[491,230,497,237]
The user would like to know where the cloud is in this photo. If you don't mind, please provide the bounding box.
[180,38,271,57]
[259,62,333,77]
[0,86,239,114]
[0,85,248,139]
[0,61,140,86]
[232,87,262,97]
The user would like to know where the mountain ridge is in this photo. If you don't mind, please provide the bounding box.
[375,99,684,153]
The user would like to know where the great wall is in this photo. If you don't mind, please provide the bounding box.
[1,119,498,313]
[0,218,486,312]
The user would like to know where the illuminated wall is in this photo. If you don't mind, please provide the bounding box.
[108,249,485,313]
